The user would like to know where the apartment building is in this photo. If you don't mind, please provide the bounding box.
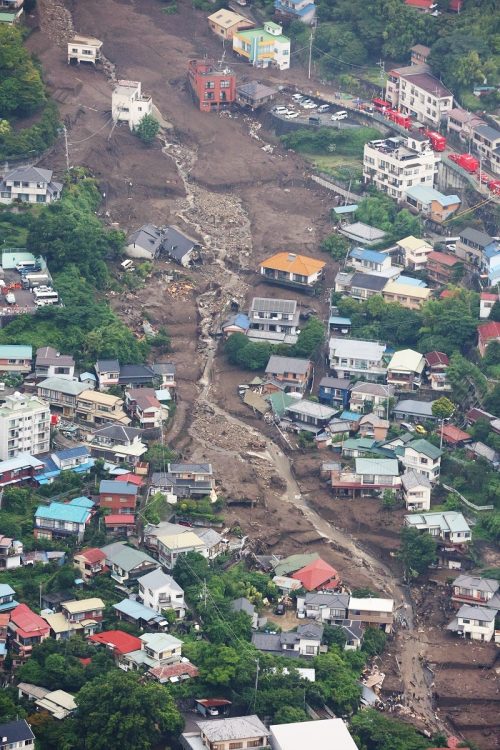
[0,393,50,461]
[385,66,453,127]
[472,124,500,176]
[75,390,130,426]
[67,34,103,64]
[328,338,387,381]
[0,166,62,205]
[187,59,236,113]
[0,345,32,374]
[363,134,439,203]
[233,21,290,70]
[111,80,152,130]
[247,297,300,345]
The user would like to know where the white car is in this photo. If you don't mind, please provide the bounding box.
[317,104,330,113]
[292,94,304,101]
[273,106,288,114]
[331,110,348,121]
[286,111,300,119]
[303,102,318,109]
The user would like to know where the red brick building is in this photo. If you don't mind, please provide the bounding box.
[188,59,236,113]
[98,480,138,515]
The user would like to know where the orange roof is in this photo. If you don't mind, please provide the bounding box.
[441,425,471,444]
[481,292,497,302]
[478,321,500,342]
[260,252,325,277]
[291,558,340,591]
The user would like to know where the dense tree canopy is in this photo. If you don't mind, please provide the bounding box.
[399,526,437,578]
[0,26,45,117]
[351,708,432,750]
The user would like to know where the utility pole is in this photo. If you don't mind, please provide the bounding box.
[253,658,260,711]
[201,579,208,609]
[62,124,70,174]
[377,59,385,98]
[307,22,316,80]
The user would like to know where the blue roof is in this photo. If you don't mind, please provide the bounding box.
[333,204,358,215]
[0,599,18,612]
[350,247,386,264]
[68,496,94,508]
[80,372,97,381]
[394,275,427,288]
[35,502,91,524]
[340,410,362,422]
[0,584,15,597]
[329,316,352,326]
[234,313,250,328]
[275,0,316,16]
[54,446,89,461]
[405,184,460,208]
[99,480,138,496]
[0,345,32,359]
[41,456,59,473]
[113,598,163,622]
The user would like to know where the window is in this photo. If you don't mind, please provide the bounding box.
[205,81,215,89]
[305,645,316,654]
[220,80,230,88]
[228,743,243,749]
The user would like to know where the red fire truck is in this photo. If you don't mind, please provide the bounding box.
[372,97,391,113]
[448,153,479,173]
[423,128,447,151]
[387,110,412,130]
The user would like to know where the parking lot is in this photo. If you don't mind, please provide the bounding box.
[271,92,362,128]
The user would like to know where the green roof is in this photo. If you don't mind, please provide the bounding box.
[273,553,320,577]
[407,438,442,459]
[355,458,399,476]
[237,27,290,44]
[0,12,17,23]
[265,391,297,418]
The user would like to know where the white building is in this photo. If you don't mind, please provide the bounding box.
[233,21,290,70]
[347,597,394,633]
[405,511,471,545]
[363,134,439,203]
[480,292,497,320]
[270,718,359,750]
[329,338,387,381]
[401,470,431,511]
[401,439,442,481]
[137,568,185,619]
[0,166,62,205]
[0,393,50,461]
[385,65,453,128]
[247,297,300,345]
[67,34,103,64]
[111,80,153,130]
[35,347,75,381]
[447,605,497,642]
[396,236,433,271]
[386,349,426,390]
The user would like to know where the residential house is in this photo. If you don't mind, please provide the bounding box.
[151,362,176,389]
[73,548,107,583]
[382,280,431,309]
[405,511,471,546]
[75,390,130,425]
[120,631,183,672]
[43,599,103,641]
[274,0,316,24]
[329,338,387,381]
[405,186,460,224]
[272,552,320,577]
[34,501,91,542]
[296,592,348,622]
[447,107,485,141]
[480,292,497,319]
[87,424,147,466]
[125,388,163,427]
[221,313,250,338]
[0,166,62,205]
[349,248,392,274]
[162,225,200,266]
[393,398,438,423]
[466,441,499,468]
[247,297,300,345]
[230,597,259,629]
[100,541,158,583]
[40,590,74,612]
[233,21,290,70]
[265,355,312,394]
[37,377,87,418]
[144,521,226,560]
[401,438,441,481]
[126,224,164,260]
[88,630,142,658]
[291,558,341,591]
[347,597,394,633]
[137,568,185,618]
[166,462,217,500]
[385,67,453,127]
[34,689,76,720]
[111,80,152,130]
[0,721,35,750]
[236,80,278,109]
[363,134,439,203]
[401,470,431,511]
[284,400,337,432]
[259,253,325,292]
[207,8,254,39]
[440,425,471,447]
[252,623,324,658]
[0,584,17,612]
[349,382,394,418]
[35,346,75,380]
[67,33,103,64]
[0,393,50,460]
[452,575,500,608]
[424,350,450,391]
[181,716,270,750]
[0,345,32,374]
[387,349,426,390]
[426,251,462,286]
[8,603,50,660]
[113,599,169,631]
[410,44,430,66]
[156,530,209,570]
[348,272,388,301]
[396,236,434,271]
[455,228,497,269]
[338,221,387,247]
[95,359,120,389]
[478,321,500,357]
[0,454,44,491]
[99,479,139,515]
[328,313,352,336]
[447,605,497,642]
[318,377,350,409]
[61,598,104,624]
[358,414,389,441]
[188,58,237,113]
[472,124,500,175]
[104,514,136,536]
[270,718,359,750]
[0,533,22,569]
[330,458,401,499]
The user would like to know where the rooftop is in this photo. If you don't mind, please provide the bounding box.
[401,470,432,490]
[406,438,442,459]
[349,597,394,613]
[250,297,297,314]
[270,718,358,750]
[35,502,91,525]
[405,511,470,534]
[285,400,337,420]
[196,715,269,742]
[207,8,252,28]
[266,355,311,376]
[355,458,399,476]
[350,247,387,264]
[260,252,325,276]
[387,349,425,373]
[460,227,494,247]
[329,338,386,361]
[62,598,104,614]
[89,630,142,654]
[100,542,157,571]
[394,399,436,417]
[0,720,35,745]
[405,184,460,207]
[453,575,499,595]
[383,280,431,299]
[113,598,165,623]
[398,70,452,98]
[291,558,339,591]
[350,272,388,292]
[339,222,387,243]
[99,479,138,496]
[425,351,449,367]
[38,377,87,396]
[140,631,182,651]
[137,568,182,592]
[478,321,500,342]
[456,604,496,622]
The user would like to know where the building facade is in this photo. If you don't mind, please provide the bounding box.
[111,80,152,130]
[0,393,50,461]
[233,21,290,70]
[0,166,62,205]
[188,59,236,113]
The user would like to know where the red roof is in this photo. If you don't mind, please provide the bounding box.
[478,321,500,343]
[11,604,50,638]
[117,473,144,486]
[79,657,92,666]
[291,558,340,591]
[425,351,449,368]
[104,514,136,526]
[196,699,232,708]
[77,547,106,564]
[405,0,433,7]
[448,0,463,11]
[440,289,460,299]
[466,408,494,424]
[149,660,199,682]
[441,425,471,445]
[428,251,460,267]
[481,292,497,302]
[89,630,142,655]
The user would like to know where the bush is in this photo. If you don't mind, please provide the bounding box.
[134,114,160,145]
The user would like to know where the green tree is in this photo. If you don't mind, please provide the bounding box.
[0,690,26,723]
[399,526,437,579]
[143,443,176,471]
[361,627,387,658]
[75,671,183,750]
[431,397,455,421]
[489,300,500,322]
[382,489,397,510]
[273,706,310,725]
[351,707,431,750]
[321,233,350,261]
[292,317,325,358]
[134,114,160,145]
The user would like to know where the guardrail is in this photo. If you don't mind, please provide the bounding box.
[440,482,493,512]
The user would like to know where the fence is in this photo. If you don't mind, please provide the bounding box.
[440,482,493,512]
[311,173,363,201]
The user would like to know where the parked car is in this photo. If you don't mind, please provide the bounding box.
[303,101,318,109]
[273,106,288,114]
[292,93,304,101]
[331,110,348,121]
[274,603,285,615]
[400,422,415,433]
[317,104,330,113]
[415,424,427,435]
[286,112,300,119]
[308,116,320,124]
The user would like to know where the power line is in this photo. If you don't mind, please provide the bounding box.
[312,45,374,70]
[68,117,113,145]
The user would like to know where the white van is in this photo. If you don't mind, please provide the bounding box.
[120,259,134,270]
[331,110,348,121]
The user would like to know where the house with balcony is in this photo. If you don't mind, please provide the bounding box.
[0,166,62,205]
[296,592,348,623]
[274,0,316,25]
[111,80,152,130]
[252,623,324,658]
[471,124,500,176]
[330,458,401,499]
[447,605,497,642]
[455,227,498,269]
[0,345,32,374]
[401,470,431,511]
[86,424,147,466]
[35,347,74,380]
[75,390,129,426]
[259,253,325,292]
[74,548,107,583]
[401,439,441,481]
[318,376,350,409]
[0,454,44,491]
[426,251,462,286]
[67,34,103,64]
[347,597,394,633]
[284,400,337,433]
[0,393,50,461]
[43,598,104,640]
[120,631,183,672]
[387,349,425,390]
[348,247,392,274]
[329,338,387,381]
[405,186,460,225]
[264,355,312,394]
[396,236,433,271]
[61,598,104,624]
[0,534,22,569]
[233,21,290,70]
[8,604,50,660]
[37,377,87,418]
[34,501,91,542]
[125,388,163,428]
[382,279,431,309]
[0,583,18,613]
[181,716,270,750]
[137,568,185,619]
[349,382,394,417]
[101,541,158,583]
[165,463,217,501]
[247,297,300,346]
[405,511,471,546]
[451,575,500,608]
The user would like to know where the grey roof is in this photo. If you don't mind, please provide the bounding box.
[350,272,388,292]
[351,382,395,397]
[38,377,87,396]
[297,622,324,639]
[285,400,337,420]
[101,542,157,572]
[303,592,349,609]
[453,574,499,595]
[195,527,222,547]
[401,470,432,491]
[250,297,297,314]
[151,362,175,375]
[393,399,435,418]
[237,80,277,100]
[457,604,497,622]
[168,463,212,474]
[196,716,269,743]
[252,632,282,652]
[266,355,311,376]
[400,71,452,97]
[99,480,138,496]
[162,225,198,262]
[119,364,155,382]
[137,568,183,593]
[0,720,35,745]
[127,224,163,255]
[96,359,120,372]
[92,424,143,442]
[36,347,74,367]
[469,441,499,463]
[340,222,387,241]
[319,376,351,390]
[337,619,364,641]
[6,165,53,183]
[459,227,493,247]
[473,124,500,142]
[230,597,255,616]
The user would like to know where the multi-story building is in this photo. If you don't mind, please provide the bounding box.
[61,598,104,624]
[125,388,162,428]
[259,252,325,292]
[99,479,138,515]
[0,166,62,205]
[187,59,236,113]
[101,541,158,584]
[447,605,497,642]
[34,501,92,542]
[35,346,75,380]
[349,382,394,418]
[363,134,439,203]
[447,107,486,142]
[0,393,50,461]
[387,349,426,390]
[181,716,270,750]
[401,438,442,482]
[166,462,217,500]
[472,124,500,176]
[348,247,392,274]
[74,548,107,583]
[385,66,453,127]
[75,390,130,426]
[405,511,471,546]
[67,34,103,64]
[401,470,431,511]
[426,251,462,285]
[274,0,316,24]
[247,297,300,345]
[37,377,87,418]
[233,21,290,70]
[137,568,185,619]
[405,185,461,225]
[8,603,50,660]
[0,720,35,750]
[86,424,147,466]
[328,338,387,381]
[330,458,401,499]
[0,345,32,374]
[318,377,350,409]
[264,355,312,394]
[347,597,394,633]
[452,574,500,607]
[396,236,433,271]
[455,227,498,269]
[207,8,254,39]
[111,80,152,130]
